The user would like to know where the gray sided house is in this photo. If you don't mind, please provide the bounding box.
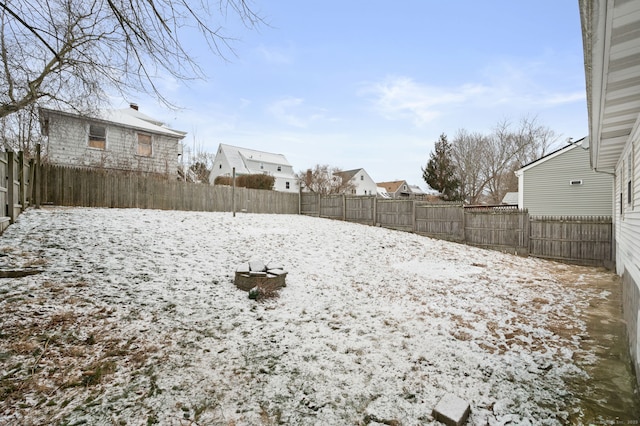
[377,180,412,198]
[515,140,613,217]
[580,0,640,386]
[40,105,186,176]
[209,143,299,193]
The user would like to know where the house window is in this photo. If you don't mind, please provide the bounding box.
[137,133,152,157]
[285,182,290,189]
[219,164,222,169]
[88,124,106,150]
[260,163,264,169]
[278,166,282,172]
[360,175,364,181]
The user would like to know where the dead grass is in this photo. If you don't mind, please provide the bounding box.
[0,279,159,423]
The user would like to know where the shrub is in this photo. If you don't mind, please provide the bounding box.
[214,174,275,190]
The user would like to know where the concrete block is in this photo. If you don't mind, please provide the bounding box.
[433,393,470,426]
[248,259,266,272]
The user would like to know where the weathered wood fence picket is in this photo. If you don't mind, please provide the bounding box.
[300,192,613,268]
[0,151,33,232]
[1,160,612,268]
[38,165,299,214]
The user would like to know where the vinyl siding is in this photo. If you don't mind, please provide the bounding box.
[522,145,613,216]
[617,132,640,381]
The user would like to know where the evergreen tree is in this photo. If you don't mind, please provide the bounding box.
[422,133,461,201]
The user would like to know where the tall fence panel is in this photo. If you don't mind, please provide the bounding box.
[300,192,320,216]
[0,151,31,233]
[464,209,529,255]
[415,203,464,241]
[319,194,344,219]
[31,165,614,268]
[376,199,414,231]
[345,196,375,224]
[39,165,299,214]
[530,216,613,267]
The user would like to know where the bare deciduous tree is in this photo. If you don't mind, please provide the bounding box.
[0,103,43,156]
[297,164,356,195]
[451,129,491,204]
[451,116,560,204]
[0,0,261,120]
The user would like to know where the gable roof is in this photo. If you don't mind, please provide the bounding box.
[218,143,293,175]
[516,138,585,174]
[502,192,518,205]
[334,168,362,181]
[377,180,408,193]
[40,106,186,139]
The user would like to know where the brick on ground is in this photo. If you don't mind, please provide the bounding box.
[432,393,470,426]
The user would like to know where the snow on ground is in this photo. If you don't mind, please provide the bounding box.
[0,207,611,425]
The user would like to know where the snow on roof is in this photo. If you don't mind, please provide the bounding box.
[219,143,292,175]
[377,186,391,198]
[101,108,186,138]
[377,180,408,193]
[40,106,186,139]
[502,192,519,205]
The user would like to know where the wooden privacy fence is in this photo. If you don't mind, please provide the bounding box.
[39,165,299,214]
[530,216,613,268]
[301,192,613,267]
[0,151,34,232]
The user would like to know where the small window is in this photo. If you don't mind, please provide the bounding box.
[88,124,106,150]
[277,166,282,172]
[219,164,222,169]
[137,133,152,156]
[360,175,364,180]
[285,182,290,189]
[260,163,264,169]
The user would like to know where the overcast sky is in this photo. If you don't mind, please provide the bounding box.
[114,1,587,189]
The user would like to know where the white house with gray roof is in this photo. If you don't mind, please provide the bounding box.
[40,104,185,176]
[334,168,377,195]
[209,143,299,193]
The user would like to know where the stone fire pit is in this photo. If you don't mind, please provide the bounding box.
[234,259,287,293]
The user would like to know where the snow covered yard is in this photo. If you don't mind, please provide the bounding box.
[0,207,626,425]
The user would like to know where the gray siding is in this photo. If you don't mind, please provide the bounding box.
[522,146,613,216]
[46,113,182,176]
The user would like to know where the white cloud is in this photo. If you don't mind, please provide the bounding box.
[362,77,488,126]
[257,44,294,65]
[267,97,326,128]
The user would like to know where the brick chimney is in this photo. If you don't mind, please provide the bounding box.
[129,103,139,111]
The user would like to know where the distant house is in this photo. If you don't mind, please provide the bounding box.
[514,139,613,216]
[580,0,640,386]
[334,168,377,195]
[377,180,412,198]
[209,143,298,193]
[40,104,186,176]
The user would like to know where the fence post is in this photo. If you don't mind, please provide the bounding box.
[412,200,416,233]
[7,151,15,223]
[232,167,236,217]
[373,196,377,226]
[461,206,467,243]
[35,144,41,209]
[342,194,346,221]
[18,151,25,211]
